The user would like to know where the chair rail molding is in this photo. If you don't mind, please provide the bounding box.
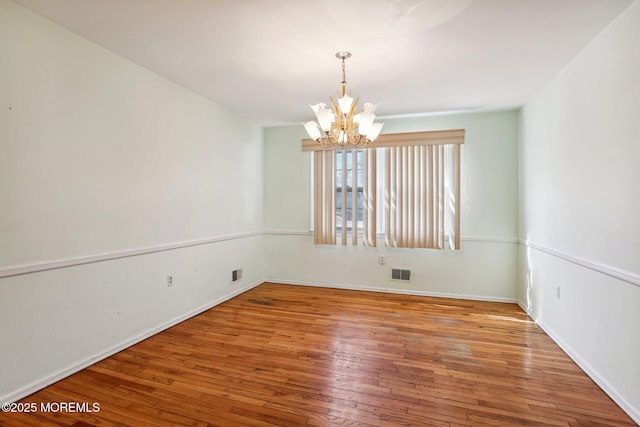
[0,231,262,279]
[520,239,640,288]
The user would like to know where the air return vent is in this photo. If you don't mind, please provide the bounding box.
[232,268,242,283]
[391,268,411,281]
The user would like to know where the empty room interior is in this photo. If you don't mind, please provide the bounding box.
[1,0,639,425]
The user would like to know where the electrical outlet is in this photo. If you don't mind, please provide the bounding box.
[556,286,561,300]
[167,275,174,287]
[378,256,386,265]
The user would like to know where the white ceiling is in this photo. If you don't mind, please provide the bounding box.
[11,0,634,125]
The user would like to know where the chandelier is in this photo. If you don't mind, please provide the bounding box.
[303,52,383,149]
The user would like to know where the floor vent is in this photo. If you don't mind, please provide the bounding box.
[391,268,411,281]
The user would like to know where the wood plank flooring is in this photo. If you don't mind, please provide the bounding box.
[1,282,635,426]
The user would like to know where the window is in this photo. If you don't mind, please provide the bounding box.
[335,150,365,231]
[304,130,464,250]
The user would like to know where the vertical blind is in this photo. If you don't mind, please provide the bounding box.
[385,145,445,249]
[383,144,461,249]
[362,149,377,247]
[305,130,464,250]
[313,150,335,245]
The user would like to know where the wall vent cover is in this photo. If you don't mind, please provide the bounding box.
[391,268,411,281]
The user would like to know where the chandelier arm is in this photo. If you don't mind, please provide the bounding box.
[345,97,360,146]
[318,136,333,148]
[354,136,369,149]
[329,96,343,145]
[329,96,341,120]
[350,97,360,114]
[349,134,366,148]
[350,97,360,123]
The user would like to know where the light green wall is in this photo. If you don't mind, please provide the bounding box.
[264,110,519,300]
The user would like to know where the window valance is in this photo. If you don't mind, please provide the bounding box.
[301,129,465,152]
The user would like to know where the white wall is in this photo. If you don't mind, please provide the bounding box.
[518,0,640,421]
[0,0,264,402]
[264,111,519,301]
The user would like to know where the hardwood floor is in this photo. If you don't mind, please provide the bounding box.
[1,282,635,426]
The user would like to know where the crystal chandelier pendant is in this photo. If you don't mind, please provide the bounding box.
[303,52,383,149]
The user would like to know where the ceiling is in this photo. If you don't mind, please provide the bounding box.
[11,0,634,125]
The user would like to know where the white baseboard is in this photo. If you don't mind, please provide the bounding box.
[517,300,639,425]
[0,279,263,405]
[268,278,518,304]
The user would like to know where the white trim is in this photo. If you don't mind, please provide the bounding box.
[0,232,522,279]
[264,230,519,245]
[462,236,519,244]
[0,232,262,279]
[263,230,313,236]
[269,279,518,304]
[0,279,263,405]
[520,304,640,425]
[521,240,640,288]
[516,300,532,317]
[378,107,519,121]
